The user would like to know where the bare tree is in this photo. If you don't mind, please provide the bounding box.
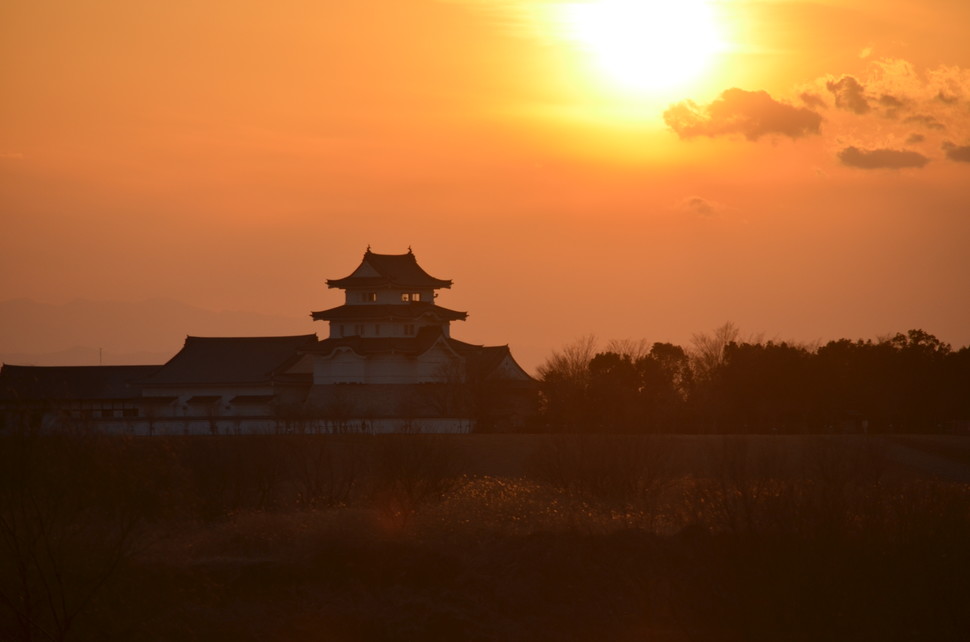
[689,322,741,382]
[536,335,598,430]
[604,338,653,362]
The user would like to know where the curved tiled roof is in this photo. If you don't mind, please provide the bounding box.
[326,249,452,289]
[310,302,467,322]
[139,334,318,386]
[312,327,534,381]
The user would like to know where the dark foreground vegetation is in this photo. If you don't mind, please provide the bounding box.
[3,430,970,641]
[537,327,970,433]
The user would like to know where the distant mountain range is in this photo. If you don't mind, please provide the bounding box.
[0,298,319,366]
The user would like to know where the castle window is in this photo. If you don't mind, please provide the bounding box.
[366,292,377,302]
[401,292,421,302]
[375,324,381,335]
[404,324,415,336]
[354,324,365,336]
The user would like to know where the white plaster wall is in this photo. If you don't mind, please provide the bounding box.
[343,287,434,306]
[313,350,368,383]
[311,347,462,385]
[330,318,451,339]
[141,385,276,419]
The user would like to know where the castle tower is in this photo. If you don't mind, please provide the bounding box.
[311,247,467,339]
[304,248,536,432]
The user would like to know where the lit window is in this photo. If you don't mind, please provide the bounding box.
[401,292,422,302]
[367,292,377,302]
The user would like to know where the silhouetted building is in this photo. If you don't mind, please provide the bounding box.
[0,364,160,432]
[136,335,317,434]
[0,248,536,433]
[303,248,536,432]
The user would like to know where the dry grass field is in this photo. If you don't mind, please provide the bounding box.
[2,432,969,641]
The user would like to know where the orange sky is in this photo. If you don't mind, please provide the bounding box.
[2,0,969,371]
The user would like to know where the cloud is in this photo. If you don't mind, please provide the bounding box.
[663,89,822,141]
[826,76,871,114]
[904,114,946,130]
[837,146,929,169]
[878,94,903,108]
[800,92,827,109]
[876,93,907,118]
[942,142,970,163]
[937,91,959,104]
[906,133,925,144]
[678,196,718,217]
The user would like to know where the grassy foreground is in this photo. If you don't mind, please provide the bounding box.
[1,432,969,641]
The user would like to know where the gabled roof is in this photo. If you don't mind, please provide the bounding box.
[139,334,318,386]
[326,249,452,290]
[310,302,467,323]
[0,364,161,401]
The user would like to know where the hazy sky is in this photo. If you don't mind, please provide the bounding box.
[2,0,969,371]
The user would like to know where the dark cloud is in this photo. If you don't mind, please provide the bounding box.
[800,92,827,109]
[878,94,905,118]
[906,133,925,144]
[879,94,903,108]
[904,114,946,130]
[937,91,959,104]
[838,146,929,169]
[826,76,871,114]
[681,196,716,217]
[942,142,970,163]
[664,89,822,141]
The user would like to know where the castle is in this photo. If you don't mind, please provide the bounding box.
[0,249,536,434]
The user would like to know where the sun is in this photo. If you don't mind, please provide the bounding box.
[558,0,726,95]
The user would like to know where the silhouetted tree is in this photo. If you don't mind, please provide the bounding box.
[588,352,641,431]
[539,328,967,434]
[639,342,692,431]
[537,335,597,431]
[715,341,816,433]
[689,322,742,432]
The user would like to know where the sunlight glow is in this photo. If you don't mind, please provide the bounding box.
[558,0,726,95]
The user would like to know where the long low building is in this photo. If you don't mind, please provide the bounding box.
[0,249,537,434]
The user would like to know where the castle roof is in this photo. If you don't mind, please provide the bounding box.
[0,364,161,401]
[310,302,467,323]
[139,334,317,386]
[313,328,534,381]
[312,326,447,357]
[326,249,452,289]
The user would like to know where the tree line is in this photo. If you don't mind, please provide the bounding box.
[536,324,970,433]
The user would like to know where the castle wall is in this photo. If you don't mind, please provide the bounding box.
[312,346,462,385]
